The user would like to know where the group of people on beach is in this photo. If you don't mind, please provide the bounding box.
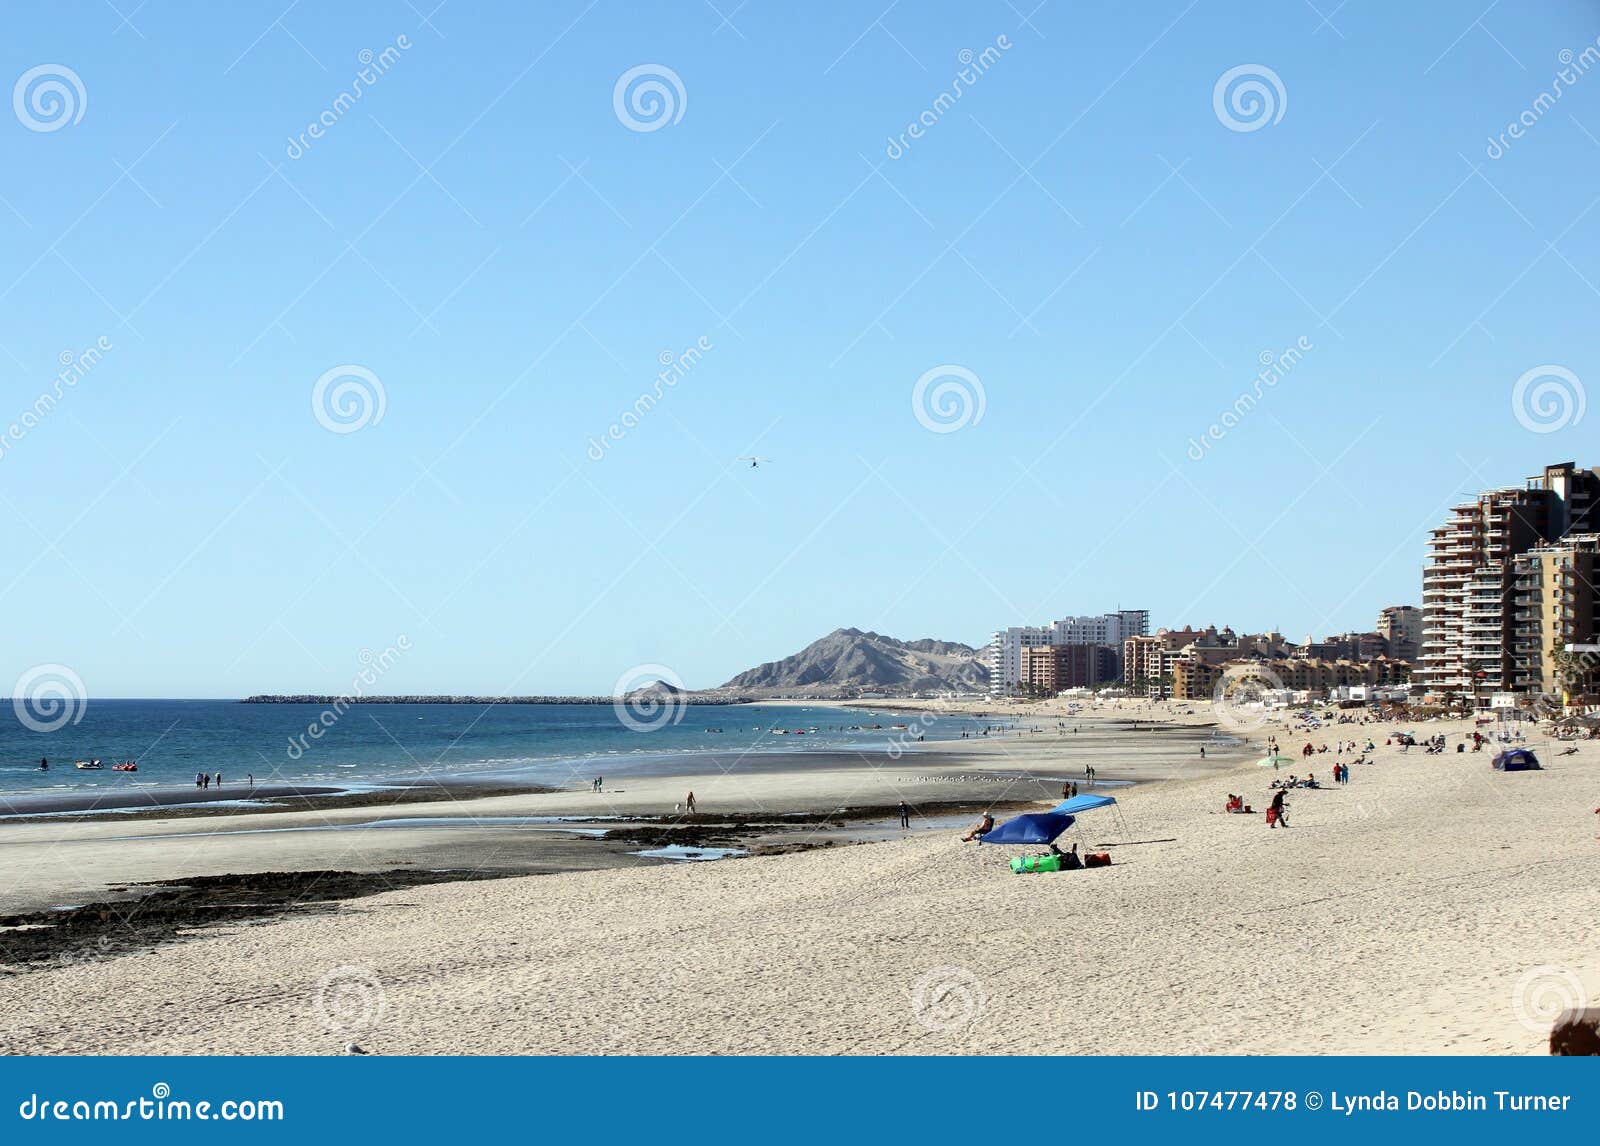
[195,772,222,789]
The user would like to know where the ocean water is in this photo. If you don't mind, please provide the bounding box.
[0,699,990,797]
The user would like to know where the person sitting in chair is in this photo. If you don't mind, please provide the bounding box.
[960,812,995,843]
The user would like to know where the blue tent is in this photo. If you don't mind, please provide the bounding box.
[1492,748,1541,771]
[977,812,1075,845]
[1049,793,1118,816]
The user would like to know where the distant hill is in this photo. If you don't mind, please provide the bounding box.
[717,628,988,695]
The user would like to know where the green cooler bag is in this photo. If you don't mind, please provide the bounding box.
[1009,854,1063,873]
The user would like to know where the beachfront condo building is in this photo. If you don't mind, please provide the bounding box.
[1122,626,1236,697]
[984,626,1054,692]
[1172,655,1412,702]
[985,610,1149,693]
[1018,643,1120,693]
[1419,461,1600,703]
[1509,534,1600,698]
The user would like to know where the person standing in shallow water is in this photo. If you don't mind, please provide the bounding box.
[685,790,696,814]
[898,800,910,829]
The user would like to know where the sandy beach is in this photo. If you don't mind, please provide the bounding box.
[1,703,1595,1055]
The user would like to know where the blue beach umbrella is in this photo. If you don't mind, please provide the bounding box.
[977,812,1076,845]
[1049,793,1117,816]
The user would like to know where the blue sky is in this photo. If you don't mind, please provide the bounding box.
[3,0,1599,697]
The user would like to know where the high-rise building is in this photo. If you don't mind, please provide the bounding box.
[1419,461,1600,702]
[1019,643,1119,693]
[1049,610,1150,647]
[985,610,1149,693]
[983,626,1053,692]
[1510,534,1600,697]
[1377,606,1422,660]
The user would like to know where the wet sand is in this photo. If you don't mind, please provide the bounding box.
[0,714,1239,917]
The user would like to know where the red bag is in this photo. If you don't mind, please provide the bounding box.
[1266,808,1279,826]
[1084,852,1111,868]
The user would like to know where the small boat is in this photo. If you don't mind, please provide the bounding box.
[74,760,103,771]
[112,762,137,772]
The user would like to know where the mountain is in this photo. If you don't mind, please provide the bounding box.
[716,628,988,695]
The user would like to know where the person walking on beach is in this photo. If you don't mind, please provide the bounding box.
[898,800,910,830]
[215,772,223,788]
[1268,789,1288,829]
[685,790,696,814]
[247,773,253,789]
